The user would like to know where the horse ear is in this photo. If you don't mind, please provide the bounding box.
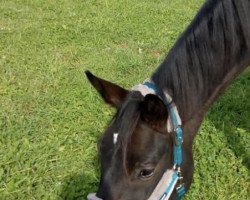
[85,70,128,108]
[140,94,168,132]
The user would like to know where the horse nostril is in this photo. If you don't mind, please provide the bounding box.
[87,193,103,200]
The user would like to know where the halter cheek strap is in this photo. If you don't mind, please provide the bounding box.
[132,79,185,200]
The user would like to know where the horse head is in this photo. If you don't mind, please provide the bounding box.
[85,71,179,200]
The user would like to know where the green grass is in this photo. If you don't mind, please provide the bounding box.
[0,0,249,199]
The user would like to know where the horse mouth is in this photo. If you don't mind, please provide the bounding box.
[87,193,103,200]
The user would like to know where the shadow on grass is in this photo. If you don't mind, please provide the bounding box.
[58,148,100,199]
[207,70,250,175]
[210,117,250,173]
[58,171,99,200]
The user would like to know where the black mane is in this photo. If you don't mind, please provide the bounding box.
[152,0,250,119]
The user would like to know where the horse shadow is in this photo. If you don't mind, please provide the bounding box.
[206,70,250,175]
[58,150,100,200]
[58,170,99,200]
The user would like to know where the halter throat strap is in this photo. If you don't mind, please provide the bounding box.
[132,79,185,200]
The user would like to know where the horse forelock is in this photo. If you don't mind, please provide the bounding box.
[110,91,143,175]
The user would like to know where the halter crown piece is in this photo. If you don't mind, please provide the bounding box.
[132,79,186,200]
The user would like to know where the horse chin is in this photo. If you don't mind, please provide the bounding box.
[87,193,103,200]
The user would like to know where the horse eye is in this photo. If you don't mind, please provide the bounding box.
[139,169,154,180]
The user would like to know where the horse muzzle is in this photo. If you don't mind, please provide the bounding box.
[87,193,103,200]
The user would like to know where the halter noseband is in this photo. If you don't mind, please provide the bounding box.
[132,79,185,200]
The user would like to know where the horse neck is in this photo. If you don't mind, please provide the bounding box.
[152,0,250,140]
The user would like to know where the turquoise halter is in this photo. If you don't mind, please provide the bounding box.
[142,81,186,200]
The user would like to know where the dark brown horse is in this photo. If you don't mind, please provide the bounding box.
[86,0,250,199]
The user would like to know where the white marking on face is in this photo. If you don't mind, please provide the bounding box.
[113,133,119,144]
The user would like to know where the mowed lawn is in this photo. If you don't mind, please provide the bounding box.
[0,0,249,199]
